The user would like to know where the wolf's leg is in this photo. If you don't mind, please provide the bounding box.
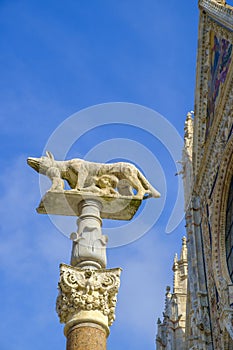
[74,168,88,190]
[125,174,145,198]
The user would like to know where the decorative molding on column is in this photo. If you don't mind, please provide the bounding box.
[56,264,121,336]
[211,136,233,290]
[209,136,233,343]
[70,199,107,269]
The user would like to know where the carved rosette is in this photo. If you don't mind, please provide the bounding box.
[56,264,121,331]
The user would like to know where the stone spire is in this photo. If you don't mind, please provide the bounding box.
[156,237,188,350]
[173,254,179,294]
[184,112,194,160]
[173,237,188,294]
[180,236,187,262]
[173,253,178,265]
[181,112,194,209]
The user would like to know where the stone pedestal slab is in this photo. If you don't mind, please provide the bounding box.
[36,190,142,220]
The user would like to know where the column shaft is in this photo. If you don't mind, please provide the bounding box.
[67,324,106,350]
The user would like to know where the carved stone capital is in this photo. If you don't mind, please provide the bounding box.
[56,264,121,335]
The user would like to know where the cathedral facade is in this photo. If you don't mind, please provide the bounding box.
[156,0,233,349]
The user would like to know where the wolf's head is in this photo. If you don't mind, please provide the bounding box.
[27,151,55,175]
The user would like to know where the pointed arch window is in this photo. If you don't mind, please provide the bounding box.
[226,176,233,282]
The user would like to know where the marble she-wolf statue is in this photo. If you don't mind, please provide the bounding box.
[27,151,160,200]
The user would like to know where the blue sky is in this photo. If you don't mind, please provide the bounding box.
[0,1,198,349]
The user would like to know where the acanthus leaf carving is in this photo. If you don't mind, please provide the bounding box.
[56,264,121,327]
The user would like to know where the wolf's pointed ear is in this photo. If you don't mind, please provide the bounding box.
[46,151,54,160]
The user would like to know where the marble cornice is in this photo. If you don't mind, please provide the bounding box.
[199,0,233,32]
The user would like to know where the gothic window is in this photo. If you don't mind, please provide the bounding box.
[226,176,233,282]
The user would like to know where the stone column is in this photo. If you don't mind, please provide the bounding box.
[58,199,119,349]
[38,191,142,350]
[56,264,121,350]
[27,152,160,350]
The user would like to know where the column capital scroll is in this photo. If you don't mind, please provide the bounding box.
[56,264,122,336]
